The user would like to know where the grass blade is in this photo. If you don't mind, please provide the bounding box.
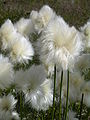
[65,70,69,120]
[52,65,56,120]
[59,70,63,120]
[79,93,84,120]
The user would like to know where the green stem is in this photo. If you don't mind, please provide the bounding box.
[52,65,56,120]
[59,70,63,120]
[62,107,65,120]
[79,93,84,120]
[65,70,69,120]
[20,92,22,120]
[42,111,44,120]
[38,111,41,120]
[38,117,41,120]
[42,115,43,120]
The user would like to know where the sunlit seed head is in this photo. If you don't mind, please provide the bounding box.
[0,19,17,49]
[14,18,34,37]
[40,16,83,70]
[0,54,14,90]
[10,34,34,63]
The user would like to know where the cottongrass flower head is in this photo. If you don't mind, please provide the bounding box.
[68,110,78,120]
[14,18,34,37]
[81,21,90,52]
[14,65,46,91]
[25,78,53,111]
[56,71,84,103]
[68,72,84,102]
[14,69,28,90]
[0,110,12,120]
[12,111,20,120]
[0,54,14,89]
[0,111,20,120]
[10,34,34,63]
[0,19,17,50]
[17,65,53,111]
[44,62,54,76]
[82,81,90,107]
[22,65,47,90]
[30,5,55,33]
[0,94,17,111]
[75,54,90,71]
[0,94,17,120]
[40,16,83,70]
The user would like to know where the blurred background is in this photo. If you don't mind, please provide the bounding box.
[0,0,90,28]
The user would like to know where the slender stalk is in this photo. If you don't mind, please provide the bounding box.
[20,92,22,120]
[42,111,44,120]
[38,117,41,120]
[59,70,63,120]
[52,65,56,120]
[42,115,43,120]
[79,93,84,120]
[65,70,69,120]
[62,107,65,120]
[38,111,40,120]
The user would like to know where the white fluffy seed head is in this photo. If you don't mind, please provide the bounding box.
[44,62,54,76]
[30,10,38,22]
[0,54,14,89]
[57,71,84,103]
[68,110,78,120]
[12,112,20,120]
[30,5,55,33]
[68,72,84,102]
[14,69,28,91]
[14,18,34,37]
[40,16,83,70]
[81,81,90,107]
[25,78,53,111]
[0,94,17,112]
[75,54,90,71]
[0,19,17,49]
[0,110,12,120]
[24,65,47,92]
[82,81,90,94]
[81,21,90,52]
[0,111,19,120]
[83,94,90,107]
[14,65,47,91]
[39,5,55,27]
[16,65,53,111]
[10,34,34,63]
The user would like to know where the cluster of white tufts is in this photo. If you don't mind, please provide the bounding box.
[0,94,19,120]
[68,110,79,120]
[57,71,84,105]
[0,4,89,120]
[0,19,34,64]
[30,5,55,33]
[14,65,53,111]
[39,16,84,70]
[14,18,34,37]
[0,54,14,89]
[80,21,90,52]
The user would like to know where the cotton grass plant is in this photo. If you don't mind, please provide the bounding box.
[0,94,19,120]
[0,4,89,120]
